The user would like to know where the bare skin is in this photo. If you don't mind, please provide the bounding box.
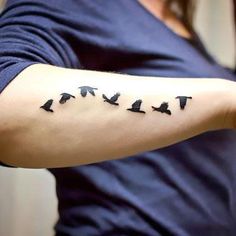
[0,1,236,168]
[0,64,235,168]
[138,0,193,39]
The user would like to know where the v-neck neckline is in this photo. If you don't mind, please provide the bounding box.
[134,0,194,41]
[132,0,215,63]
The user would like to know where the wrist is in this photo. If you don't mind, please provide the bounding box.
[215,79,236,130]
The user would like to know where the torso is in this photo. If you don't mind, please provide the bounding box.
[42,0,236,235]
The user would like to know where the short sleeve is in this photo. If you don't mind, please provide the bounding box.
[0,0,80,93]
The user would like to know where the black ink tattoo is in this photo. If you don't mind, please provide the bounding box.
[102,92,120,106]
[78,86,98,97]
[40,99,54,112]
[152,102,171,115]
[127,99,146,114]
[176,96,192,110]
[59,93,76,104]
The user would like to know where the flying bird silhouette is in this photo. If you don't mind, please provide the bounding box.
[40,99,54,112]
[176,96,192,110]
[152,102,171,115]
[127,99,146,114]
[102,92,120,106]
[59,93,76,104]
[78,86,98,97]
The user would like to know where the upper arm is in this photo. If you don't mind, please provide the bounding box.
[0,0,80,93]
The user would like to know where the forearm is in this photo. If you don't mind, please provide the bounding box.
[0,64,234,168]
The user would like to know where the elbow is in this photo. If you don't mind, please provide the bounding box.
[0,118,26,168]
[0,98,37,168]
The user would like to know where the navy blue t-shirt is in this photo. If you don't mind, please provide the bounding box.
[1,1,236,235]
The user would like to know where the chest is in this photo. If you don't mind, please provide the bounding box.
[74,0,235,80]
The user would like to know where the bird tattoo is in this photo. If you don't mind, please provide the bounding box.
[78,86,98,97]
[152,102,171,115]
[175,96,192,110]
[59,93,76,104]
[40,99,54,112]
[127,99,146,114]
[102,92,120,106]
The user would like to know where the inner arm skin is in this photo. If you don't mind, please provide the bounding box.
[0,64,235,168]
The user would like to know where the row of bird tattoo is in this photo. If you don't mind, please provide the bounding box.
[40,86,192,114]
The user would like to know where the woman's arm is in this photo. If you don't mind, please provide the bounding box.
[0,64,235,168]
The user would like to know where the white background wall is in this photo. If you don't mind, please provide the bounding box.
[195,0,235,68]
[0,0,235,236]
